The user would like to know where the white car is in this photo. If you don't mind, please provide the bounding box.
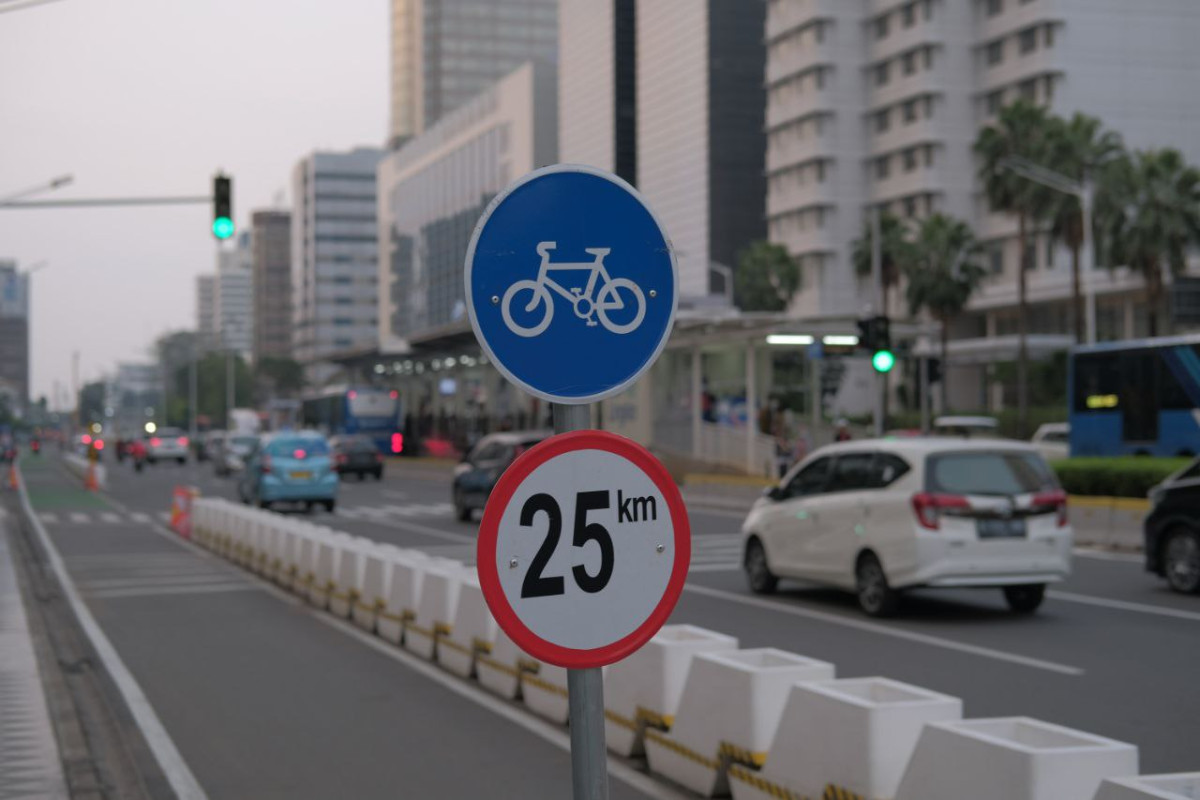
[1031,422,1070,462]
[740,438,1072,616]
[146,427,189,464]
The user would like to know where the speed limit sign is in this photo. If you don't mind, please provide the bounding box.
[477,430,691,668]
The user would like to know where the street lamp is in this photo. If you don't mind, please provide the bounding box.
[998,156,1097,344]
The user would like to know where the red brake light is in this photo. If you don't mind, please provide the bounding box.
[348,390,357,399]
[335,453,347,464]
[150,437,162,447]
[293,449,306,459]
[911,492,970,531]
[389,390,398,399]
[82,434,92,445]
[178,437,188,447]
[94,439,105,451]
[391,433,404,454]
[1033,489,1069,527]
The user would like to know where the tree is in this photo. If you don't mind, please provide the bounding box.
[171,353,253,428]
[734,241,801,312]
[904,214,987,414]
[1044,113,1124,342]
[255,357,306,403]
[852,211,915,316]
[1102,148,1200,336]
[975,99,1056,437]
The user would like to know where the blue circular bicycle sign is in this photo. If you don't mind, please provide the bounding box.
[465,165,678,404]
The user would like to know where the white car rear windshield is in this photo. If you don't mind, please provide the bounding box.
[926,451,1057,496]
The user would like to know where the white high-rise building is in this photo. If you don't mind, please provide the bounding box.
[292,147,385,371]
[768,0,1200,343]
[215,230,254,359]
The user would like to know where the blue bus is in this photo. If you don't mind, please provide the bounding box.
[300,386,404,454]
[1069,334,1200,457]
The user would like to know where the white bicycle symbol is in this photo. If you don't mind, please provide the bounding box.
[501,241,648,337]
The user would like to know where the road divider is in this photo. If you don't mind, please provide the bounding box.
[184,496,1183,800]
[64,453,106,489]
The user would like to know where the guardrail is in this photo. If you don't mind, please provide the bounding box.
[188,496,1182,799]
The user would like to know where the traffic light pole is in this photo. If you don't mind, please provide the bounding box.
[870,207,884,437]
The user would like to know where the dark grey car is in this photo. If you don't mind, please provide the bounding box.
[451,430,550,522]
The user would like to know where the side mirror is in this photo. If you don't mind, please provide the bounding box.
[763,486,785,502]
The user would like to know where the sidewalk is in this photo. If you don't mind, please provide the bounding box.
[0,508,68,800]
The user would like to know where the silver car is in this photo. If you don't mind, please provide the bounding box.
[214,433,260,477]
[146,427,189,464]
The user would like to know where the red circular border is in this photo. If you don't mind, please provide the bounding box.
[476,430,691,669]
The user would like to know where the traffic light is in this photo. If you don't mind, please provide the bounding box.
[857,315,895,373]
[212,174,234,240]
[927,357,943,384]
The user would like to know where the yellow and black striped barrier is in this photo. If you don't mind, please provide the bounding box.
[643,730,720,771]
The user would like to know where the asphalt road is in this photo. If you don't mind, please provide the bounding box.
[23,450,1200,796]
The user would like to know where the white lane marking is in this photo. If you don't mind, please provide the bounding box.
[346,514,475,545]
[685,505,752,520]
[157,511,172,522]
[1047,590,1200,623]
[0,507,7,520]
[682,583,1084,676]
[82,574,246,590]
[87,583,260,600]
[687,563,740,573]
[38,512,58,524]
[308,612,690,800]
[99,512,122,524]
[1072,548,1143,563]
[69,512,90,524]
[130,512,151,524]
[16,475,208,798]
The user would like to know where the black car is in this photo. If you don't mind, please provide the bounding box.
[452,430,550,522]
[1145,458,1200,594]
[331,435,384,480]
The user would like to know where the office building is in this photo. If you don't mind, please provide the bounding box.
[389,0,558,145]
[636,0,767,299]
[196,274,217,352]
[292,147,385,370]
[558,0,636,184]
[768,0,1200,342]
[252,210,293,362]
[378,61,557,345]
[215,230,254,359]
[0,260,29,415]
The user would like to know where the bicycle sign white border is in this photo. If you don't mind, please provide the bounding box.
[464,163,679,405]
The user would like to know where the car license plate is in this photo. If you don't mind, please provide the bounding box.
[977,518,1026,539]
[290,471,312,480]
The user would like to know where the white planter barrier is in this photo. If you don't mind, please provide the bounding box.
[403,560,463,660]
[1095,773,1200,799]
[476,627,530,700]
[63,454,106,488]
[894,717,1138,800]
[440,571,495,680]
[644,648,835,797]
[353,546,401,632]
[523,663,572,725]
[379,552,432,645]
[730,677,962,800]
[604,624,739,757]
[308,539,337,608]
[329,541,365,618]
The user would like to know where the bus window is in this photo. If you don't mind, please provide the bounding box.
[1121,352,1158,442]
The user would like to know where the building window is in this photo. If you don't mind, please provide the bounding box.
[904,197,917,217]
[875,62,890,86]
[924,144,936,166]
[903,99,918,123]
[814,161,827,182]
[986,0,1003,16]
[875,14,889,39]
[923,45,934,69]
[876,156,891,180]
[1018,27,1037,54]
[923,0,934,20]
[903,148,918,172]
[1023,241,1036,271]
[1044,23,1055,48]
[990,246,1004,274]
[1018,78,1038,101]
[902,3,916,27]
[875,108,891,133]
[986,89,1004,115]
[1046,235,1056,268]
[924,95,935,118]
[986,40,1004,66]
[902,51,917,75]
[1043,74,1056,103]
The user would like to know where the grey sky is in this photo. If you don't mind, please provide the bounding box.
[0,0,387,407]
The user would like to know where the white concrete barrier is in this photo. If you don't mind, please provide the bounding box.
[403,560,464,661]
[894,717,1138,800]
[729,677,962,800]
[63,454,106,488]
[476,627,531,700]
[644,648,835,797]
[1094,773,1200,799]
[440,571,495,680]
[522,662,572,726]
[378,551,431,645]
[308,539,336,607]
[353,547,400,632]
[604,624,739,757]
[329,541,364,618]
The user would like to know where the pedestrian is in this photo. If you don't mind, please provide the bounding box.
[835,418,852,442]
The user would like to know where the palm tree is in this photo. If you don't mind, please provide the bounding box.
[1045,113,1124,342]
[975,99,1055,437]
[904,214,987,414]
[1103,148,1200,336]
[852,211,914,317]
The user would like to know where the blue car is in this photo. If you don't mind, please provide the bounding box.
[238,432,338,512]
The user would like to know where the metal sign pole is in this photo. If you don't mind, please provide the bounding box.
[553,401,609,800]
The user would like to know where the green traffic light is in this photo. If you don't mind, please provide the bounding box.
[872,349,896,373]
[212,216,235,240]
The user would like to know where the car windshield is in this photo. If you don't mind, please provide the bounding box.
[338,438,376,453]
[266,438,329,457]
[926,451,1057,496]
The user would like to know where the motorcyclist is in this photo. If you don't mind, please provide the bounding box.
[128,437,147,472]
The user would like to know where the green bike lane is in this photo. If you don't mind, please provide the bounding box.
[19,457,664,799]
